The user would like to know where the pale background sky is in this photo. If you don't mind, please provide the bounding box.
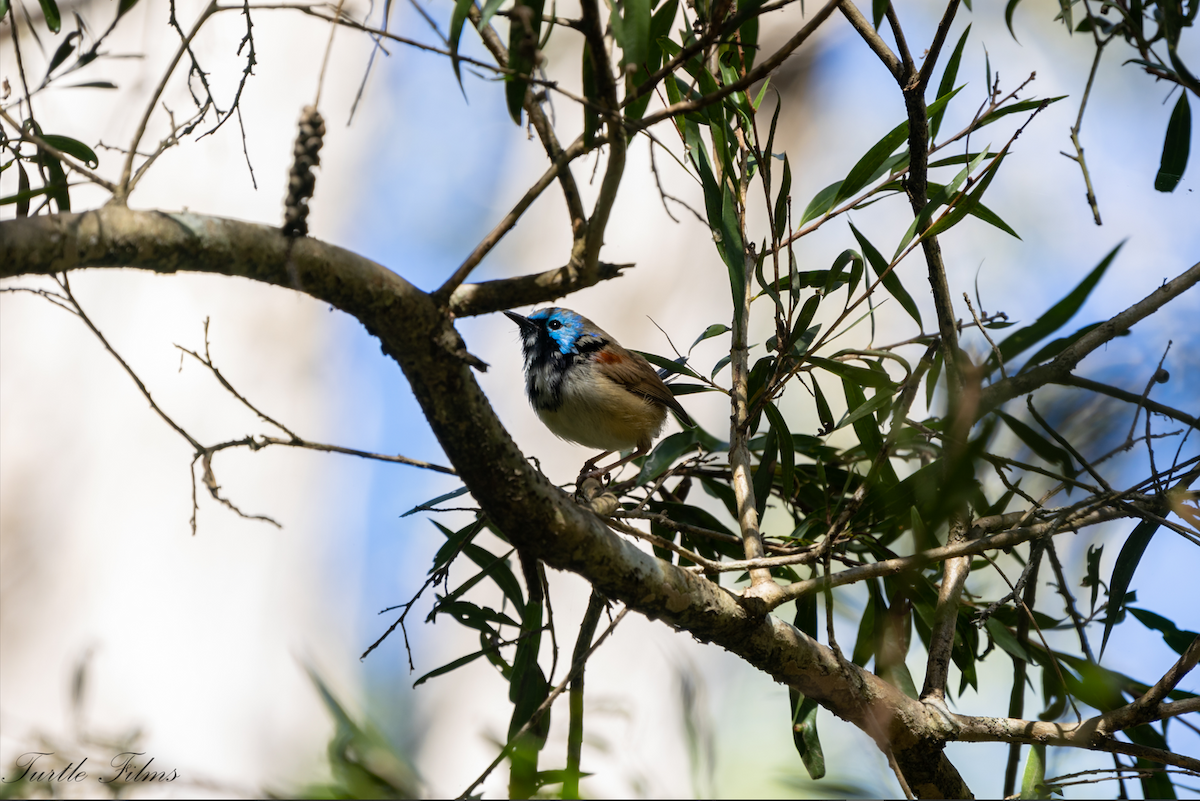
[1,0,1196,798]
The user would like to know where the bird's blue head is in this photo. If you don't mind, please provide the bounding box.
[504,307,607,410]
[528,307,589,354]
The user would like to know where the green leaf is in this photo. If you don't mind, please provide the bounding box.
[841,377,899,487]
[849,222,923,328]
[986,617,1032,662]
[834,119,910,207]
[45,30,79,78]
[1127,608,1199,655]
[994,242,1123,369]
[117,0,139,18]
[479,0,506,27]
[753,428,777,519]
[1017,321,1120,374]
[790,593,825,778]
[764,401,794,499]
[1101,518,1161,658]
[414,646,490,687]
[39,134,98,168]
[1155,92,1190,192]
[774,155,792,240]
[401,485,470,517]
[1020,744,1050,799]
[977,96,1066,128]
[920,149,1009,242]
[690,323,730,351]
[871,0,887,28]
[619,0,651,71]
[812,375,834,433]
[930,25,971,141]
[808,356,895,389]
[430,518,486,574]
[1005,0,1023,38]
[581,42,600,147]
[448,0,475,93]
[799,180,843,226]
[636,429,698,484]
[38,0,60,32]
[996,410,1073,475]
[505,0,546,124]
[1083,543,1104,614]
[624,0,677,123]
[686,123,745,303]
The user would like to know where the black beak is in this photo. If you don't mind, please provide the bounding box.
[504,310,538,334]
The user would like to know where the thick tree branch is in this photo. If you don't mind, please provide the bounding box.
[952,705,1200,773]
[1,206,972,796]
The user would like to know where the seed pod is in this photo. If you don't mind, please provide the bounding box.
[282,105,325,238]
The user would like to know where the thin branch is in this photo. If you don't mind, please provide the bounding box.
[1055,375,1199,430]
[0,107,118,191]
[979,262,1200,418]
[952,704,1200,773]
[117,1,220,203]
[838,0,902,80]
[771,502,1144,610]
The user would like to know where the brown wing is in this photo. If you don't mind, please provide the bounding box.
[595,343,694,426]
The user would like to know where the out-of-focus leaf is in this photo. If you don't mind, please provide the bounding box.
[930,25,971,141]
[753,429,777,519]
[1017,322,1128,374]
[764,401,794,499]
[1082,543,1104,614]
[996,410,1073,475]
[448,0,475,92]
[39,151,70,212]
[808,356,895,390]
[994,242,1123,369]
[505,0,545,124]
[637,429,699,484]
[117,0,139,18]
[812,375,835,433]
[1127,608,1198,655]
[38,0,60,31]
[841,377,899,486]
[849,223,923,328]
[44,30,79,78]
[1155,92,1190,192]
[1101,518,1161,658]
[39,133,98,168]
[986,617,1032,662]
[622,0,651,71]
[62,80,119,89]
[790,592,825,778]
[1004,0,1023,37]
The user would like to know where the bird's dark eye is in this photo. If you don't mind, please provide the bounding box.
[547,320,562,330]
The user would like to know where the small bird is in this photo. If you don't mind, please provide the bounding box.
[504,307,693,479]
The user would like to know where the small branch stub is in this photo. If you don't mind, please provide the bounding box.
[282,106,326,237]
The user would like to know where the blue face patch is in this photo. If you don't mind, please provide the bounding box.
[531,307,589,354]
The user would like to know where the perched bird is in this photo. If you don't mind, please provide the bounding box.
[504,307,693,478]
